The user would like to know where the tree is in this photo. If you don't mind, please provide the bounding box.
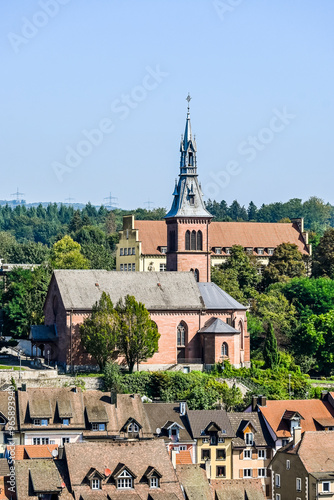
[281,277,334,319]
[297,310,334,376]
[80,292,119,370]
[2,266,51,337]
[247,201,258,221]
[51,235,89,269]
[262,243,306,286]
[116,295,160,373]
[312,228,334,278]
[211,266,247,305]
[263,322,280,369]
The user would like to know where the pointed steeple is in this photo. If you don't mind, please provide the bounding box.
[165,96,212,219]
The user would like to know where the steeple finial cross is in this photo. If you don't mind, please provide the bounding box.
[186,93,191,111]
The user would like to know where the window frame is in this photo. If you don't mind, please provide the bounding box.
[91,478,100,490]
[201,449,211,461]
[243,449,252,460]
[275,473,281,488]
[117,470,133,490]
[296,477,301,492]
[120,248,123,256]
[258,449,266,459]
[286,459,290,470]
[150,476,159,489]
[62,418,70,426]
[216,448,226,460]
[128,422,139,433]
[258,468,266,478]
[245,432,254,445]
[323,481,330,493]
[216,465,226,478]
[243,469,252,478]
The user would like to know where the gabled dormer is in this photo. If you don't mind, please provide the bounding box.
[121,417,142,437]
[239,420,257,445]
[282,410,304,435]
[144,466,162,489]
[29,398,53,426]
[85,467,104,491]
[112,464,136,490]
[162,421,184,442]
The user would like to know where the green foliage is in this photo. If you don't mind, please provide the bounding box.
[51,235,89,269]
[116,295,160,373]
[263,323,280,369]
[280,277,334,319]
[80,292,119,369]
[313,228,334,278]
[262,243,306,286]
[104,362,123,392]
[2,266,51,337]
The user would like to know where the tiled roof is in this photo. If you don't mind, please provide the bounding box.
[176,464,213,500]
[259,399,334,438]
[0,459,9,477]
[144,403,193,442]
[65,440,184,499]
[175,451,193,465]
[127,220,309,256]
[15,459,72,500]
[187,409,234,438]
[298,431,334,472]
[8,444,59,460]
[0,391,17,431]
[211,479,266,500]
[228,412,274,448]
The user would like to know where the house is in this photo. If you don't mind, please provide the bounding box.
[228,412,274,498]
[144,402,195,464]
[252,396,334,451]
[187,409,234,480]
[116,104,311,277]
[42,270,249,371]
[64,439,184,499]
[211,478,266,500]
[15,458,72,499]
[270,430,334,500]
[0,391,20,451]
[16,387,153,445]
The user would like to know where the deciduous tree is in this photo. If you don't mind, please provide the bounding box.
[51,235,89,269]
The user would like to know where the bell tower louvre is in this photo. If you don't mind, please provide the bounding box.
[165,95,213,282]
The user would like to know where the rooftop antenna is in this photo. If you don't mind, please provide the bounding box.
[103,192,118,209]
[144,199,154,210]
[11,188,25,204]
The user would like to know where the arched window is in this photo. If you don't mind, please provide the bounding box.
[177,322,187,346]
[221,342,228,357]
[188,152,193,166]
[185,230,190,250]
[197,230,203,251]
[239,321,244,350]
[194,269,199,282]
[191,230,196,250]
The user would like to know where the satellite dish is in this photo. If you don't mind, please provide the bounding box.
[105,468,111,477]
[51,449,58,458]
[156,428,161,435]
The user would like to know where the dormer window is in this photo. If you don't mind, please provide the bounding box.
[33,419,41,426]
[62,418,70,426]
[92,423,105,431]
[257,248,264,255]
[150,476,159,488]
[215,247,222,254]
[246,247,253,254]
[245,432,254,445]
[160,246,167,254]
[225,247,231,255]
[117,470,133,489]
[128,422,139,433]
[268,248,274,255]
[34,418,48,426]
[91,478,101,490]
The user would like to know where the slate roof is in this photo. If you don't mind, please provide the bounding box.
[187,409,234,438]
[29,324,57,341]
[144,403,193,442]
[15,459,72,500]
[125,220,310,256]
[199,317,240,334]
[49,270,204,311]
[176,464,213,500]
[65,440,184,499]
[211,479,266,500]
[197,283,247,310]
[228,412,274,448]
[259,399,334,439]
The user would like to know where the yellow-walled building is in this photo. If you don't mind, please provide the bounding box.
[187,410,234,480]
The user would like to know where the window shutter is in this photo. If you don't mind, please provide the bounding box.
[239,469,243,478]
[252,469,257,478]
[266,469,271,478]
[239,451,244,460]
[252,450,258,460]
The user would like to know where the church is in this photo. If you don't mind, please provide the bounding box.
[36,100,250,372]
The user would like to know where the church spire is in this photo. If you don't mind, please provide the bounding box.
[180,94,197,174]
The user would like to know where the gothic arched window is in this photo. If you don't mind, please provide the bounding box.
[221,342,228,357]
[197,231,203,251]
[194,269,199,282]
[239,321,244,350]
[191,230,196,250]
[177,322,187,347]
[185,230,190,250]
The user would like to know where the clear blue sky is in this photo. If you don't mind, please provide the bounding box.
[1,0,334,210]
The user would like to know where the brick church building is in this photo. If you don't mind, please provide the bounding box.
[35,99,250,372]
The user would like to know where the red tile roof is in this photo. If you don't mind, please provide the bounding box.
[259,400,334,438]
[131,220,309,256]
[175,451,192,465]
[8,444,59,460]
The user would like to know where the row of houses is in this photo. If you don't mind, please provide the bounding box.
[1,388,334,498]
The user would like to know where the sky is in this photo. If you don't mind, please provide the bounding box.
[1,0,334,210]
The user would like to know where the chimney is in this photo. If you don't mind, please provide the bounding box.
[21,383,27,392]
[321,391,328,401]
[293,426,302,446]
[251,396,258,412]
[258,395,266,407]
[111,390,117,408]
[179,401,186,416]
